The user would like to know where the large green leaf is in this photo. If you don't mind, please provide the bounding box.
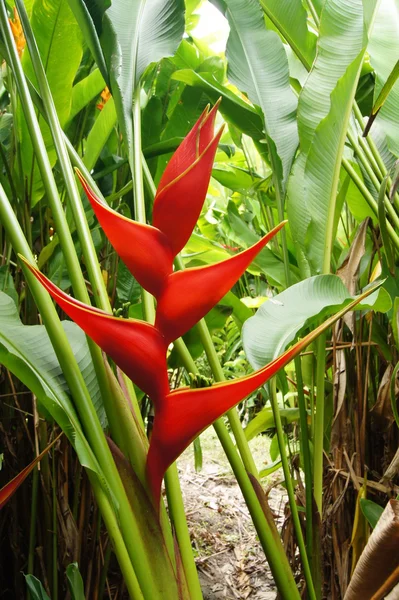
[287,0,375,274]
[97,0,185,154]
[18,0,83,206]
[218,0,298,189]
[0,293,105,473]
[367,0,399,157]
[259,0,317,70]
[242,274,391,370]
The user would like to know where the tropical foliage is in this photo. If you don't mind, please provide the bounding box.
[0,0,399,598]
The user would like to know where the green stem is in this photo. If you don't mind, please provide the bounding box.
[131,86,202,600]
[270,379,316,600]
[342,158,399,250]
[313,334,326,515]
[346,129,399,231]
[353,102,399,212]
[194,314,259,477]
[294,356,313,568]
[52,451,58,599]
[27,467,39,579]
[87,473,144,600]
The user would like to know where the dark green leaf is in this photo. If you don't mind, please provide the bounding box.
[24,575,50,600]
[359,498,384,529]
[66,563,85,600]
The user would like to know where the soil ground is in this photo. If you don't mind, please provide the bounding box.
[177,427,286,600]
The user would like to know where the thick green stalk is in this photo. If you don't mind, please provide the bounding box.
[27,466,39,580]
[87,473,144,600]
[353,102,399,213]
[294,356,313,567]
[194,315,259,477]
[172,337,301,600]
[270,379,316,600]
[131,88,202,600]
[52,452,58,599]
[313,334,326,515]
[346,129,399,231]
[342,158,399,250]
[0,184,164,600]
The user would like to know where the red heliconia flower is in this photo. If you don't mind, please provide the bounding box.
[76,103,284,344]
[21,259,170,406]
[23,100,344,509]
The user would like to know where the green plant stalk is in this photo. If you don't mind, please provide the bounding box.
[342,157,399,250]
[132,87,203,600]
[87,472,144,600]
[270,379,316,600]
[346,129,399,230]
[194,313,259,477]
[52,451,58,600]
[294,356,313,567]
[38,421,53,590]
[27,466,39,579]
[313,334,326,516]
[172,337,301,600]
[0,184,163,600]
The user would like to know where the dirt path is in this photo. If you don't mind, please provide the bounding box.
[177,428,285,600]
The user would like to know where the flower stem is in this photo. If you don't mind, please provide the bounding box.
[270,379,316,600]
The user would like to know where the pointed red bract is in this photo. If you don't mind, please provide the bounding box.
[77,172,174,297]
[0,434,62,510]
[156,102,219,195]
[152,128,224,256]
[146,340,302,504]
[22,260,169,402]
[155,222,287,344]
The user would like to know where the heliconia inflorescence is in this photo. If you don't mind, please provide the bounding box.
[22,102,299,507]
